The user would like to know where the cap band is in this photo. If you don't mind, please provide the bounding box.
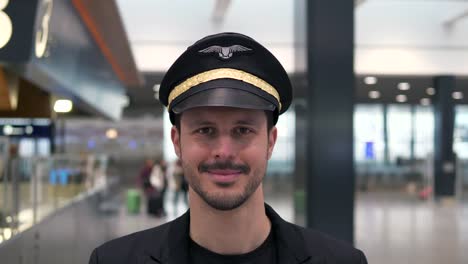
[168,68,281,111]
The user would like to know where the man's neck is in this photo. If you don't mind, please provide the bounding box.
[189,187,271,255]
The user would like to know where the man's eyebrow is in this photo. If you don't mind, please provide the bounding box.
[234,118,260,126]
[186,119,215,127]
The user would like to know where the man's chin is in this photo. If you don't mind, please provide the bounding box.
[200,192,248,211]
[205,199,245,211]
[213,181,236,188]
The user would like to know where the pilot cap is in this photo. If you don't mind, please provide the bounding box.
[158,32,292,124]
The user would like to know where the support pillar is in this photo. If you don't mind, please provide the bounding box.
[295,0,355,243]
[433,76,456,198]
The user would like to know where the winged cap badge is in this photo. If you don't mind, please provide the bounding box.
[198,45,252,59]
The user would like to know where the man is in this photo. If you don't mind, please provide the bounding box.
[89,32,367,264]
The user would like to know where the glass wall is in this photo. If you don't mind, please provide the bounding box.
[387,105,412,161]
[455,106,468,197]
[269,109,295,175]
[455,105,468,159]
[414,106,434,158]
[354,104,434,189]
[354,104,385,163]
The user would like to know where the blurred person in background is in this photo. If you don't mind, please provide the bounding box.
[138,158,154,193]
[138,158,156,215]
[170,158,187,213]
[149,158,168,217]
[180,161,189,204]
[90,32,367,264]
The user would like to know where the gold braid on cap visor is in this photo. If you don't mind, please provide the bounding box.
[167,68,282,111]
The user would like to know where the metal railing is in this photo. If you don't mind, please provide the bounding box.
[0,154,109,244]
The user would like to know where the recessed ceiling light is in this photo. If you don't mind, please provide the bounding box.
[53,99,73,113]
[426,87,436,95]
[3,228,11,240]
[368,90,380,99]
[364,76,377,85]
[106,129,118,139]
[452,91,464,100]
[420,98,431,106]
[3,125,13,135]
[396,94,407,103]
[25,126,34,135]
[397,82,410,91]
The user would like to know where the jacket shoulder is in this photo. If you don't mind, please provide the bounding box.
[89,221,171,264]
[290,223,367,264]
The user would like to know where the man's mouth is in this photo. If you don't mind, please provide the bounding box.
[199,162,250,174]
[207,169,242,175]
[199,162,249,184]
[206,169,242,183]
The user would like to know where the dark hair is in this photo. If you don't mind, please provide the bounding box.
[173,110,274,132]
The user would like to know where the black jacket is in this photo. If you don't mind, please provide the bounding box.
[89,204,367,264]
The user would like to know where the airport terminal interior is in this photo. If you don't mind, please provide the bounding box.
[1,0,468,263]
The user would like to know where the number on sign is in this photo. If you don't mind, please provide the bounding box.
[0,0,13,49]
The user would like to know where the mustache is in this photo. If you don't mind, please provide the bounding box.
[199,161,250,174]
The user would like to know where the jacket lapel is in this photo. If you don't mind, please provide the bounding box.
[265,204,325,264]
[166,210,191,264]
[141,210,191,264]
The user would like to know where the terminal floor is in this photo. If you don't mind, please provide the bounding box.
[110,191,468,264]
[356,191,468,264]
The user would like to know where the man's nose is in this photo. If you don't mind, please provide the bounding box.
[212,135,236,159]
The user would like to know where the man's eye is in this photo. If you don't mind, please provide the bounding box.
[196,127,214,135]
[235,127,253,135]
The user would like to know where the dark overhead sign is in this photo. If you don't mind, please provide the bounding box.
[0,0,38,62]
[0,118,52,138]
[0,0,130,120]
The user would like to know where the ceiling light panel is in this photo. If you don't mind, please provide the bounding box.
[368,90,380,99]
[364,76,377,85]
[397,82,410,91]
[396,94,407,103]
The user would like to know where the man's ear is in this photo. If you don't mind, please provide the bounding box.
[171,126,181,158]
[267,126,277,160]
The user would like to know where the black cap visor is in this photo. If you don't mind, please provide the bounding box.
[171,79,278,114]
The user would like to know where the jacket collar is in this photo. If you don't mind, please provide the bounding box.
[142,203,319,264]
[265,204,323,263]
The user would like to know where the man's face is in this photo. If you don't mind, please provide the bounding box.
[171,107,277,211]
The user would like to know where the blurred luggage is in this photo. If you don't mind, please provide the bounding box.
[418,186,432,200]
[126,189,141,214]
[147,192,164,216]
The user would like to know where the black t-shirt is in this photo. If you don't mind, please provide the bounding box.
[189,229,277,264]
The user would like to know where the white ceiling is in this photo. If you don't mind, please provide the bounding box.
[356,0,468,75]
[116,0,294,72]
[117,0,468,75]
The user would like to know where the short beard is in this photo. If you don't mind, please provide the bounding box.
[184,161,264,211]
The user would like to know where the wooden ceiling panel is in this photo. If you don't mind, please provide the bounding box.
[72,0,143,87]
